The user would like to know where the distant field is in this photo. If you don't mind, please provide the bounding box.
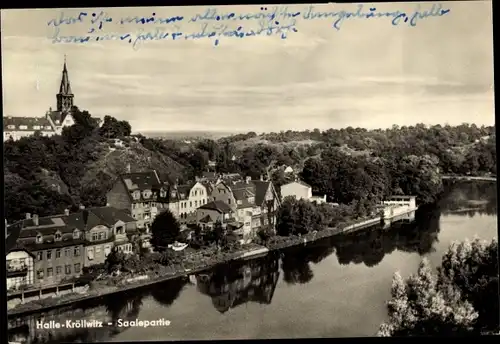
[136,131,238,140]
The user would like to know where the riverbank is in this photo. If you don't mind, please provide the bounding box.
[7,208,414,318]
[264,214,382,251]
[7,243,268,318]
[442,175,496,181]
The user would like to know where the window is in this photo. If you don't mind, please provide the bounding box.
[33,125,41,130]
[73,229,80,239]
[104,245,112,256]
[195,190,197,196]
[7,124,15,130]
[19,125,28,130]
[87,248,94,260]
[65,248,71,257]
[46,250,52,260]
[195,200,198,207]
[55,249,61,258]
[228,199,231,204]
[92,232,98,241]
[56,266,62,275]
[95,246,101,254]
[37,269,44,279]
[47,268,53,277]
[98,232,105,240]
[45,126,52,130]
[65,265,71,274]
[36,252,43,261]
[74,263,81,273]
[116,226,125,235]
[36,234,43,243]
[190,201,192,208]
[74,247,80,257]
[54,231,62,241]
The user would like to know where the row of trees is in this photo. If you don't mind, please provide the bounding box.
[379,238,499,336]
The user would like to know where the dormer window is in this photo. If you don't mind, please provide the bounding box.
[55,120,60,124]
[237,200,242,205]
[73,229,80,239]
[36,233,43,243]
[45,126,52,130]
[142,190,151,199]
[132,191,141,200]
[33,125,41,130]
[248,197,255,203]
[19,125,28,130]
[54,231,62,241]
[7,125,15,130]
[160,190,167,198]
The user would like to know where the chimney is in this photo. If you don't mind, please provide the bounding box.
[64,209,70,216]
[246,176,251,184]
[26,213,31,219]
[33,214,39,226]
[83,209,89,227]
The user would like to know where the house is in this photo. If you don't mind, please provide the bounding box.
[281,180,313,200]
[3,117,57,141]
[210,176,281,241]
[196,200,235,229]
[106,170,170,233]
[64,206,138,267]
[9,213,86,286]
[6,229,36,291]
[175,182,209,222]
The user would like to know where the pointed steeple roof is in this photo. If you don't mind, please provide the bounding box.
[59,55,73,95]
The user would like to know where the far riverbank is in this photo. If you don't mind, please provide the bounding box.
[442,175,496,182]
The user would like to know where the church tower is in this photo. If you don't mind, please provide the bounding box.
[56,56,74,114]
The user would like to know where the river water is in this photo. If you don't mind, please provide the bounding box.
[9,181,498,343]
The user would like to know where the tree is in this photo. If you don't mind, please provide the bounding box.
[276,197,322,236]
[150,209,181,252]
[99,115,132,139]
[378,259,477,336]
[438,238,499,332]
[379,238,499,337]
[105,248,127,273]
[213,220,227,248]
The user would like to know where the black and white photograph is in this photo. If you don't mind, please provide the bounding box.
[3,1,498,342]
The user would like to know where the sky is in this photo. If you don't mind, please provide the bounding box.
[1,1,495,133]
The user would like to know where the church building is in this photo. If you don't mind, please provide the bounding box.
[3,57,78,141]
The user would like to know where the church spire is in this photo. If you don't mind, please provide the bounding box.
[56,55,74,113]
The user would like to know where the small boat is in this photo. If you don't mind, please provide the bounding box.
[168,242,188,251]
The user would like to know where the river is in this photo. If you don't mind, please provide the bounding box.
[8,181,498,342]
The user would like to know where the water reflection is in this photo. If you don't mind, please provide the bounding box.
[8,280,179,344]
[195,254,280,313]
[279,205,442,281]
[151,277,189,307]
[440,180,497,215]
